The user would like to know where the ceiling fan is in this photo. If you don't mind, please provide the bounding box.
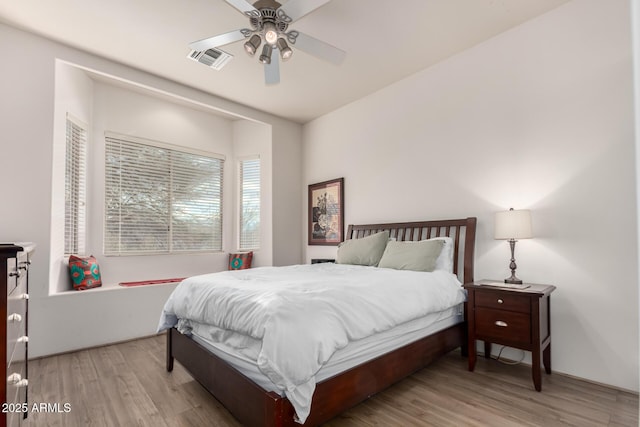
[188,0,346,85]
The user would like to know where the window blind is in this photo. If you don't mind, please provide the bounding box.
[104,135,224,255]
[64,116,87,255]
[239,157,260,250]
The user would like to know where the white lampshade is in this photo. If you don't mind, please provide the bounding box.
[494,209,533,240]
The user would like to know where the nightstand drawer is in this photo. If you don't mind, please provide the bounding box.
[475,291,530,313]
[475,308,531,347]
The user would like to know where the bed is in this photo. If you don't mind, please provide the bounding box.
[161,217,476,426]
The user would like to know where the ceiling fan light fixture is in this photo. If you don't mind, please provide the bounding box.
[259,44,273,64]
[277,38,293,61]
[244,34,262,56]
[263,21,279,45]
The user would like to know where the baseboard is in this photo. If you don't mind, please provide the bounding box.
[28,332,165,361]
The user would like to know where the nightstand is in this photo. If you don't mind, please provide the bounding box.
[464,280,556,391]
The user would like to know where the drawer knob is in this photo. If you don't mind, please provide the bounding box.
[7,373,28,387]
[497,298,504,304]
[14,379,28,388]
[495,320,508,327]
[7,373,21,384]
[17,336,29,343]
[20,293,29,300]
[8,313,22,323]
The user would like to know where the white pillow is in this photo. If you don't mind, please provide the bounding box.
[431,237,454,272]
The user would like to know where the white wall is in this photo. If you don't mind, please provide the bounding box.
[304,0,638,392]
[633,0,640,396]
[272,123,303,266]
[0,23,302,357]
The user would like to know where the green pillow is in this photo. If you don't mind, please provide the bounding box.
[336,231,389,266]
[378,239,445,272]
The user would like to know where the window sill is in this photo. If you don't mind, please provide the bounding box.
[51,281,180,296]
[118,278,185,287]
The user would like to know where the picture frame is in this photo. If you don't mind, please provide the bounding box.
[308,178,344,245]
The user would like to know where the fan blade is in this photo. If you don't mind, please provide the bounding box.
[189,30,247,51]
[279,0,330,22]
[291,31,345,65]
[225,0,260,16]
[265,52,280,85]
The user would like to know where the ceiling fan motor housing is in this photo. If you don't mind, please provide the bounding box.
[249,0,290,44]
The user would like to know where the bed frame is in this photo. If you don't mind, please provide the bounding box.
[166,217,477,426]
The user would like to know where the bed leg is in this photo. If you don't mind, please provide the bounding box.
[166,329,174,372]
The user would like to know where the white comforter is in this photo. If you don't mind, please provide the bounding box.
[157,263,466,423]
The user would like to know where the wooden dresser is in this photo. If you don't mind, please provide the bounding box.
[0,244,33,427]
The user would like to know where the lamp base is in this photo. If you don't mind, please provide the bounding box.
[505,239,523,284]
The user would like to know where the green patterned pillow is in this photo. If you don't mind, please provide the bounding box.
[68,255,102,290]
[229,251,253,270]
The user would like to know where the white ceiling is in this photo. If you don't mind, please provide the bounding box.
[0,0,570,123]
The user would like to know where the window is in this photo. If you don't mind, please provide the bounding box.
[64,115,87,255]
[239,157,260,250]
[104,134,224,255]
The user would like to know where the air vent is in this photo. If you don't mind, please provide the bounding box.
[187,48,233,71]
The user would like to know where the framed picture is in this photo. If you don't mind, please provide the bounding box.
[308,178,344,245]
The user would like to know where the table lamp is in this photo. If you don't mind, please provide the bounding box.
[494,208,532,284]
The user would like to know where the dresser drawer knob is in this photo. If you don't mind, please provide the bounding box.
[20,293,29,300]
[8,313,22,323]
[14,379,28,388]
[495,320,508,327]
[497,298,504,304]
[17,336,29,343]
[7,373,28,387]
[7,373,21,384]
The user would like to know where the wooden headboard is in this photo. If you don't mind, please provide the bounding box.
[346,217,477,284]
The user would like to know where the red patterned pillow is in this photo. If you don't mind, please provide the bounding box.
[228,252,253,270]
[69,255,102,290]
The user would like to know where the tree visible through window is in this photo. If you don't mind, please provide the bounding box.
[104,135,224,255]
[239,157,260,250]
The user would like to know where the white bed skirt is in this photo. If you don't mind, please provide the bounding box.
[189,304,464,395]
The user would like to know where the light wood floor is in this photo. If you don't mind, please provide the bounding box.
[25,334,637,426]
